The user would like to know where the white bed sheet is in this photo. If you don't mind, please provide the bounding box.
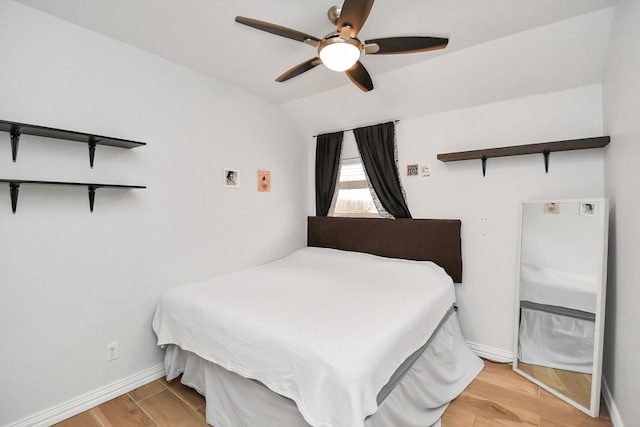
[519,263,597,313]
[153,247,456,427]
[163,311,484,427]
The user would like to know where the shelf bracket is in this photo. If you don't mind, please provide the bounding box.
[88,137,96,168]
[88,185,97,212]
[481,156,488,177]
[9,182,19,213]
[543,149,550,173]
[10,127,20,162]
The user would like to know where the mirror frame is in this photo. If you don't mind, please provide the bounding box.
[512,198,609,417]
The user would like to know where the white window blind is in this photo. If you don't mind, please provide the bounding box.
[331,160,380,218]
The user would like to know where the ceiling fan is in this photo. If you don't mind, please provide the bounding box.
[235,0,449,92]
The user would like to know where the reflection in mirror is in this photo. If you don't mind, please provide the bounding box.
[513,199,608,417]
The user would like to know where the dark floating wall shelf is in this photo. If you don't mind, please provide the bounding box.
[0,119,146,167]
[1,119,146,213]
[0,179,146,213]
[437,136,610,176]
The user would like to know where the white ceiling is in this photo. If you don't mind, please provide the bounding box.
[14,0,616,105]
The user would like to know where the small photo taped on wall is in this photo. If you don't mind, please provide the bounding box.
[543,202,560,215]
[224,168,240,188]
[257,170,271,192]
[580,202,597,216]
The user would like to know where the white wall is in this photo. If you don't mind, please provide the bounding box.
[294,8,610,362]
[0,1,308,425]
[602,0,640,425]
[389,87,606,356]
[304,85,605,359]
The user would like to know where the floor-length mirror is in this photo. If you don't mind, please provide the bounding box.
[513,199,608,417]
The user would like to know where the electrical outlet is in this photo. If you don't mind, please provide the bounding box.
[106,342,119,361]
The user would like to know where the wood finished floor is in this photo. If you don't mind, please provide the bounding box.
[54,360,612,427]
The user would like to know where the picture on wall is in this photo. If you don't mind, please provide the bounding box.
[580,202,597,216]
[224,168,240,188]
[543,202,560,215]
[257,170,271,192]
[407,164,418,176]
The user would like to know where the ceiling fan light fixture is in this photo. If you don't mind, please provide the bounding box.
[235,1,449,92]
[318,35,361,72]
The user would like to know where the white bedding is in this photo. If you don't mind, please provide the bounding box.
[153,247,456,427]
[518,308,595,374]
[519,263,597,313]
[163,310,483,427]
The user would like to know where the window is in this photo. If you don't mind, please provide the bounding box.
[330,160,380,218]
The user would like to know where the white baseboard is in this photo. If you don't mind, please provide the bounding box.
[466,341,513,363]
[601,378,623,427]
[6,364,165,427]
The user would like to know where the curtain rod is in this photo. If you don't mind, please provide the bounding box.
[313,119,400,138]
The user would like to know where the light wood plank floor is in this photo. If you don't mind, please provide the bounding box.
[54,360,611,427]
[442,361,611,427]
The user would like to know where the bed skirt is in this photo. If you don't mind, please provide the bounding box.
[518,307,595,374]
[162,311,483,427]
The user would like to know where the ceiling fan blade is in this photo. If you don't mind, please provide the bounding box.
[345,61,373,92]
[276,57,322,82]
[364,36,449,54]
[336,0,374,38]
[235,16,320,46]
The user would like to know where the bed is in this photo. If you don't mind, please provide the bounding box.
[517,262,597,374]
[153,217,483,427]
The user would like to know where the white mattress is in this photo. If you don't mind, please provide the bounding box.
[153,247,456,427]
[519,263,597,313]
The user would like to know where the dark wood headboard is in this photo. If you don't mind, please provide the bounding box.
[307,216,463,283]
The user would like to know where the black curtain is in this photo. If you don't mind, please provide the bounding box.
[315,131,343,216]
[353,122,412,219]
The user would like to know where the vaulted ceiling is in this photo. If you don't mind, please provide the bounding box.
[14,0,616,108]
